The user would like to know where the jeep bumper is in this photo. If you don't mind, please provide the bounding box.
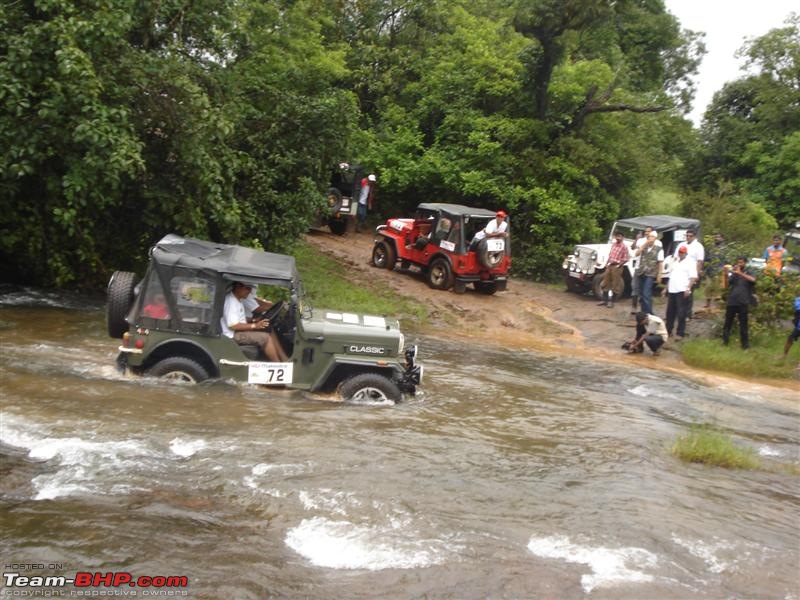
[398,345,423,394]
[455,275,507,290]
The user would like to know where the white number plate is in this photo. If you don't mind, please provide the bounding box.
[248,362,293,385]
[569,270,581,278]
[439,240,455,252]
[487,239,505,252]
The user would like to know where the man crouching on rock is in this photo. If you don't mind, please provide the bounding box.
[623,312,668,356]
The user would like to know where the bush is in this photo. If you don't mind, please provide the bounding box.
[751,272,800,330]
[679,192,778,258]
[671,425,760,470]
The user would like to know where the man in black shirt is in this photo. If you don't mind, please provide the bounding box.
[722,257,757,349]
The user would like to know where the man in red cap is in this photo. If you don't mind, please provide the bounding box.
[469,210,508,250]
[662,245,697,340]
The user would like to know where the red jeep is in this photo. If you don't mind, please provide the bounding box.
[371,203,510,294]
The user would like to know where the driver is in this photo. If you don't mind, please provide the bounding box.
[221,282,288,362]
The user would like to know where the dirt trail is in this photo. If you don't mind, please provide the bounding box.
[306,229,799,396]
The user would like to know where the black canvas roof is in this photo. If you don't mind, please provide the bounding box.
[417,203,498,218]
[615,215,700,232]
[151,234,298,287]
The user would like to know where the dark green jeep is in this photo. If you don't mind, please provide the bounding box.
[108,235,422,402]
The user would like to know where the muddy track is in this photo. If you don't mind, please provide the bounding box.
[305,229,799,398]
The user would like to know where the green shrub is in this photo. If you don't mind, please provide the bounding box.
[751,272,800,330]
[671,425,760,470]
[681,333,797,379]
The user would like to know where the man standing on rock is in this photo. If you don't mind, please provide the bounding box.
[674,229,704,318]
[633,231,663,316]
[356,174,377,232]
[598,230,629,308]
[662,246,697,340]
[722,257,756,349]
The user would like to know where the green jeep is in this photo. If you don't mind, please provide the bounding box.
[107,234,422,402]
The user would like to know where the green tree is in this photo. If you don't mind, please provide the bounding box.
[346,0,703,277]
[688,14,800,228]
[0,0,354,286]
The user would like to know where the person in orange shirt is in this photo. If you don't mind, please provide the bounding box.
[763,235,787,274]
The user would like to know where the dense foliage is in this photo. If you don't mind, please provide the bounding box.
[1,0,355,284]
[1,0,794,287]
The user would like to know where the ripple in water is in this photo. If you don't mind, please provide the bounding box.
[527,534,658,593]
[285,516,453,570]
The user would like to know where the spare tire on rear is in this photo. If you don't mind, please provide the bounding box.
[106,271,137,338]
[476,238,506,269]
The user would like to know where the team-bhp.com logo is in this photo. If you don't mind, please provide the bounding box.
[3,571,188,596]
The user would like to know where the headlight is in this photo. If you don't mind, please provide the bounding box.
[591,251,598,260]
[405,344,417,366]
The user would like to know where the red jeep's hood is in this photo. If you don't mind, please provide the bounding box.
[386,218,415,233]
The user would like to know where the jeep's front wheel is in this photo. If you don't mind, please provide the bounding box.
[339,373,402,403]
[592,273,605,299]
[146,357,210,384]
[427,258,453,290]
[372,241,396,270]
[107,270,137,338]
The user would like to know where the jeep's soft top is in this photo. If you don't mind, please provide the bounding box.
[416,203,497,218]
[615,215,700,232]
[151,234,299,289]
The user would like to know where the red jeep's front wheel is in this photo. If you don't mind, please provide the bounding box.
[371,241,396,270]
[427,258,453,290]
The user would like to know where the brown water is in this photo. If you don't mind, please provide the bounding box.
[1,288,799,599]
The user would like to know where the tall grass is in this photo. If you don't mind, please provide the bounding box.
[644,188,681,215]
[671,425,761,470]
[292,241,429,324]
[681,333,797,379]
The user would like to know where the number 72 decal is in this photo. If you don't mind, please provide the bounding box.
[248,362,294,385]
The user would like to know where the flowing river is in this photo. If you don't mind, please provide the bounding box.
[1,288,798,599]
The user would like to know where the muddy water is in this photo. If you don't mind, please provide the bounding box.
[1,288,798,599]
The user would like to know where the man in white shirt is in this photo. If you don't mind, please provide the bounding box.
[662,246,697,339]
[221,282,288,362]
[674,229,704,317]
[470,210,508,250]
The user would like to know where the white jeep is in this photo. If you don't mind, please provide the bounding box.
[562,215,701,298]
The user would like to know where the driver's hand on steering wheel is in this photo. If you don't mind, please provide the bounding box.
[256,319,269,329]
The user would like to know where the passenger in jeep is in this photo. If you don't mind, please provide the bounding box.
[469,210,508,250]
[221,282,288,362]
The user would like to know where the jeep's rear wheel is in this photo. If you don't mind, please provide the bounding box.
[106,271,137,338]
[329,219,347,236]
[339,373,402,403]
[372,241,396,270]
[475,281,498,295]
[476,238,506,269]
[427,258,453,290]
[146,357,209,384]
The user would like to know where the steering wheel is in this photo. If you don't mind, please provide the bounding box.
[257,300,285,323]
